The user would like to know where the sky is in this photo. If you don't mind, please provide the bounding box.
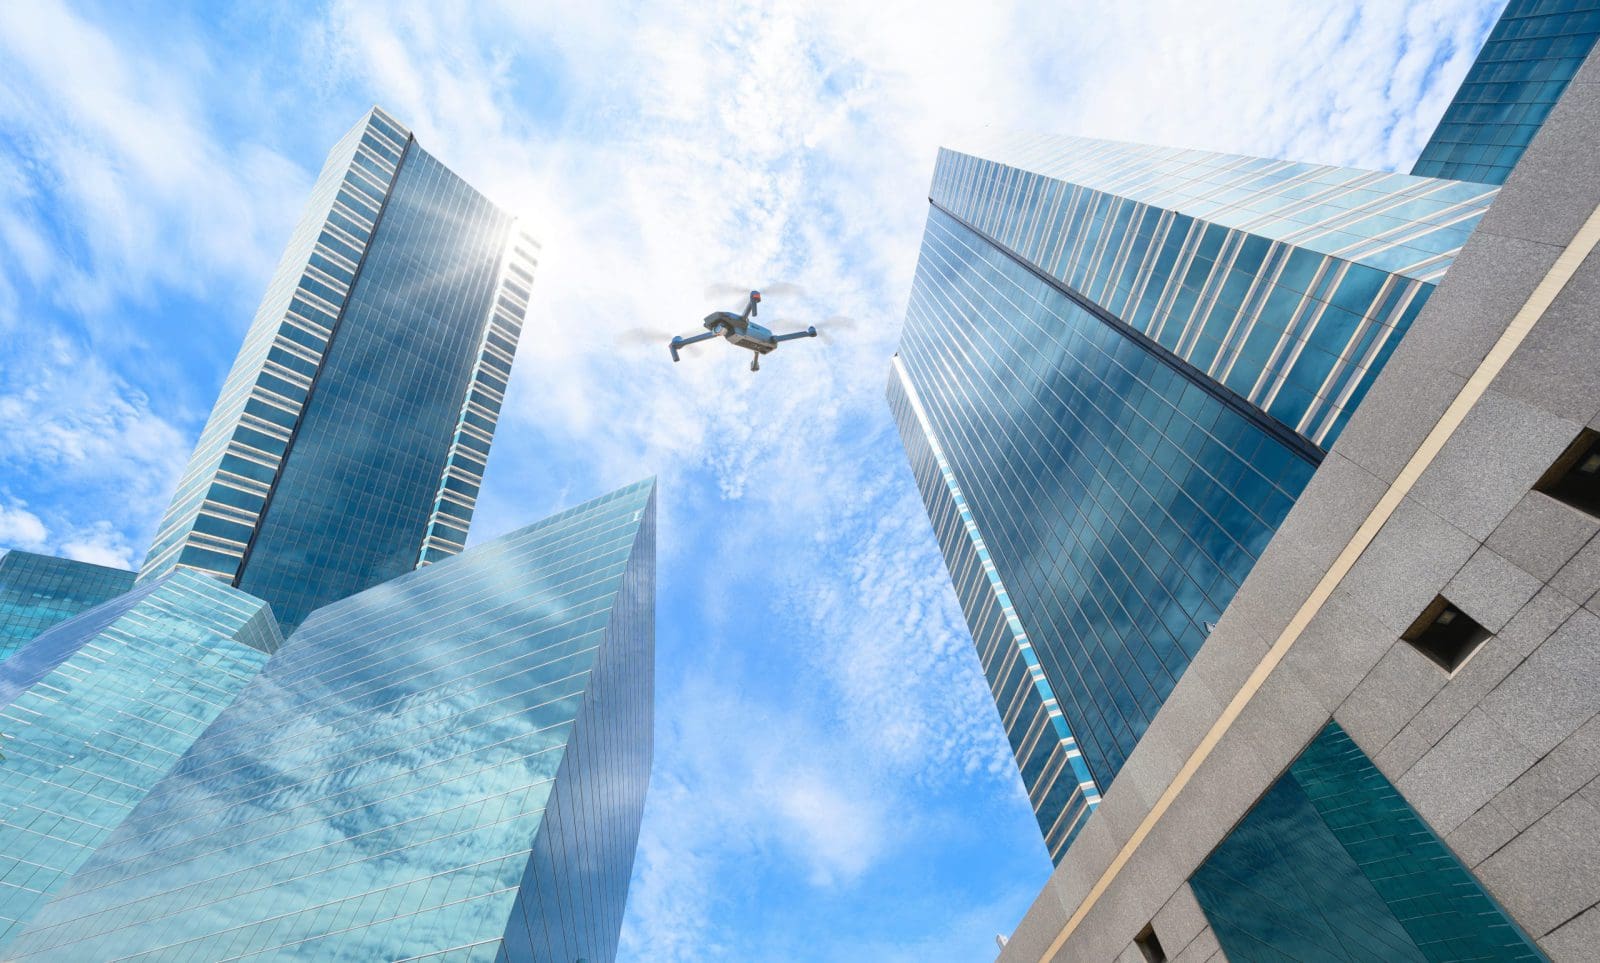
[0,0,1502,958]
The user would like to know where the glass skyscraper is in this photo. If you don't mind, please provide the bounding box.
[0,551,135,662]
[0,570,278,949]
[8,480,655,963]
[889,138,1496,860]
[139,106,539,631]
[1413,0,1600,185]
[0,108,656,961]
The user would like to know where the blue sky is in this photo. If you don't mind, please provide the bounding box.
[0,0,1501,958]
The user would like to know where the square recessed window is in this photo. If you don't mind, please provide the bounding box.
[1401,596,1490,674]
[1135,924,1167,963]
[1534,428,1600,518]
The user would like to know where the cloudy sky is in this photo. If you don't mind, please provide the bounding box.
[0,0,1501,958]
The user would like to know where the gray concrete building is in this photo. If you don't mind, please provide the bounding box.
[997,41,1600,963]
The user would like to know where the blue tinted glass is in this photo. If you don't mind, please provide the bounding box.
[0,552,135,662]
[889,366,1100,862]
[237,145,515,631]
[892,136,1499,862]
[895,207,1317,795]
[1413,0,1600,185]
[1191,722,1546,962]
[8,481,654,963]
[928,142,1492,448]
[0,571,276,950]
[139,109,536,636]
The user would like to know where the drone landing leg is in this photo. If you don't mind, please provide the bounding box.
[750,354,760,372]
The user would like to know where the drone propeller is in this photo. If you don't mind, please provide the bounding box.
[704,283,752,300]
[704,281,807,301]
[617,327,670,346]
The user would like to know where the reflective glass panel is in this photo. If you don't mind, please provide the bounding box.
[1414,0,1600,185]
[9,481,654,963]
[1190,722,1546,962]
[0,571,276,950]
[0,551,135,662]
[895,206,1317,791]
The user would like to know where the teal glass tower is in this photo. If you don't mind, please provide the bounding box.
[9,481,655,963]
[0,570,278,949]
[139,106,539,631]
[888,136,1496,860]
[1413,0,1600,184]
[0,551,135,662]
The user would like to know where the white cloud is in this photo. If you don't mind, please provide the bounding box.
[0,1,308,319]
[616,678,902,961]
[58,520,137,569]
[0,503,50,551]
[1047,0,1500,170]
[0,334,188,566]
[0,496,136,568]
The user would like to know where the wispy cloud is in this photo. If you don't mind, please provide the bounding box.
[0,1,307,320]
[0,335,187,566]
[1049,0,1501,171]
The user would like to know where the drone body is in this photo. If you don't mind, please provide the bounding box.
[669,290,817,371]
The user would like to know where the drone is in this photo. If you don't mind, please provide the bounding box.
[669,290,817,372]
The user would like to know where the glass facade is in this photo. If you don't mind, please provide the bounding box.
[931,137,1496,447]
[1189,723,1545,961]
[0,551,134,662]
[888,359,1100,862]
[895,206,1318,795]
[1414,0,1600,185]
[0,570,278,950]
[10,480,655,963]
[890,140,1494,820]
[139,106,540,631]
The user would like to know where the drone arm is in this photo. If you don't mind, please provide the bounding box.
[669,330,719,362]
[771,326,819,344]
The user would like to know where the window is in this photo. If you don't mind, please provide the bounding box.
[1134,923,1167,963]
[1533,428,1600,517]
[1401,596,1490,674]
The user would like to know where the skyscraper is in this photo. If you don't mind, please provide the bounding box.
[139,106,538,631]
[0,570,278,949]
[1413,0,1600,184]
[939,15,1600,963]
[8,480,655,963]
[0,551,135,661]
[890,136,1495,860]
[0,106,657,961]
